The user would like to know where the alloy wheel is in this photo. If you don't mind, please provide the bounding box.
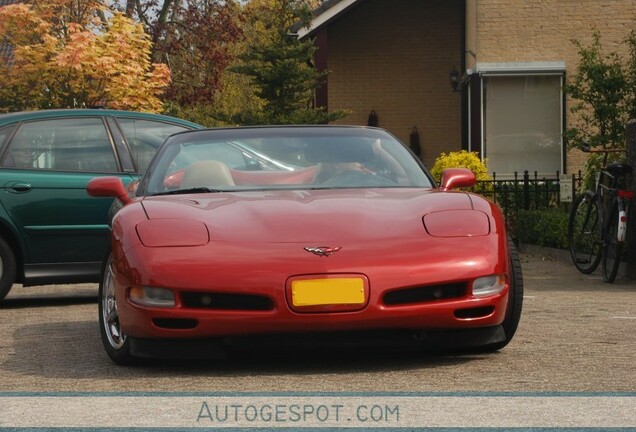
[101,260,125,349]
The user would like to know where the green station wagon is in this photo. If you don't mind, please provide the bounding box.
[0,109,201,300]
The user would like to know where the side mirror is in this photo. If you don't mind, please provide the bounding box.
[87,176,132,205]
[439,168,476,191]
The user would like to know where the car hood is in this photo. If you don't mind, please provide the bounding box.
[140,189,477,243]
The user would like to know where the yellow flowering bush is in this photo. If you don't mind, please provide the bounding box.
[430,150,490,184]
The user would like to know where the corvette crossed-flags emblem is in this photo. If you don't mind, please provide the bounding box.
[303,246,342,257]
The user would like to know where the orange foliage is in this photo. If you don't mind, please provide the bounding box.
[0,1,169,112]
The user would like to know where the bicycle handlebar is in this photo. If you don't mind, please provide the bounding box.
[581,143,625,154]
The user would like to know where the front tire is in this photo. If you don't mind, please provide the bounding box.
[0,236,17,301]
[481,240,524,352]
[568,192,602,274]
[99,252,136,365]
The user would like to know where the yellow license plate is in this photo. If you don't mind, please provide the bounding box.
[291,278,365,307]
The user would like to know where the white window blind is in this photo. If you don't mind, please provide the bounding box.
[483,74,562,177]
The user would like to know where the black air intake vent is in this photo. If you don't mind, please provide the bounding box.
[181,292,274,311]
[383,283,466,305]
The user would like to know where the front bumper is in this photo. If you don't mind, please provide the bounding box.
[128,326,507,359]
[114,235,510,340]
[120,291,508,339]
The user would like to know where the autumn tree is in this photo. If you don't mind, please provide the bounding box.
[114,0,242,123]
[0,0,169,112]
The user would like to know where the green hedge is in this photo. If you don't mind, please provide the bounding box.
[514,208,569,250]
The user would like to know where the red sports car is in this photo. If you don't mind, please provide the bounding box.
[87,126,523,364]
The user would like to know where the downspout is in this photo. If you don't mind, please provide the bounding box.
[461,0,468,151]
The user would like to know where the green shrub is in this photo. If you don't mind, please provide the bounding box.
[514,209,569,249]
[430,150,489,184]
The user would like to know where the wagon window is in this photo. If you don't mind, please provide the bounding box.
[0,125,16,165]
[116,118,190,173]
[3,118,118,172]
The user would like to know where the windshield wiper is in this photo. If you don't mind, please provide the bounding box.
[152,187,223,196]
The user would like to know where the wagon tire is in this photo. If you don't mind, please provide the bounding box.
[99,251,137,365]
[0,236,17,302]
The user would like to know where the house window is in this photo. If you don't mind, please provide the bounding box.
[479,65,564,177]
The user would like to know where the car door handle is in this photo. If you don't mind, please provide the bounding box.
[6,182,32,193]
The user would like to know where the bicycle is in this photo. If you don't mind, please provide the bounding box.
[567,145,634,282]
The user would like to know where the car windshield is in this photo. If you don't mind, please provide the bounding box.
[141,127,433,196]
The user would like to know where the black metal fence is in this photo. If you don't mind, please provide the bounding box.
[473,170,584,225]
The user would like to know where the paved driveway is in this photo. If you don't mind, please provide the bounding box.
[0,252,634,393]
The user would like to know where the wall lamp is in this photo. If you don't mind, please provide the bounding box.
[449,66,460,92]
[449,66,471,93]
[449,50,476,92]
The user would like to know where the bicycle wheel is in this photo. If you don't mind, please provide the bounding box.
[568,191,602,274]
[602,198,622,283]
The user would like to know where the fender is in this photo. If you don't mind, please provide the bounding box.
[0,208,28,282]
[0,204,28,261]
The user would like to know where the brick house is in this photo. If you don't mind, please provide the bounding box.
[299,0,636,176]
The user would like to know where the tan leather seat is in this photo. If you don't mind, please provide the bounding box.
[181,160,235,189]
